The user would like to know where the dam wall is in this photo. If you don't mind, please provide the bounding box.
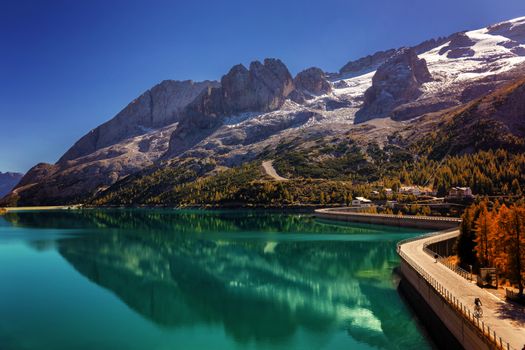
[314,208,460,230]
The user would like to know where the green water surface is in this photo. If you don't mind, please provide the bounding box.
[0,209,433,350]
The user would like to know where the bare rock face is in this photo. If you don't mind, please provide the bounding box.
[293,67,332,98]
[219,58,294,114]
[354,48,433,123]
[167,58,294,156]
[60,80,217,162]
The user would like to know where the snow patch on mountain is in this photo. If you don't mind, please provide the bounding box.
[420,18,525,87]
[332,71,375,101]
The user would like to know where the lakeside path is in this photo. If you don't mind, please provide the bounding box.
[400,230,525,350]
[261,160,288,181]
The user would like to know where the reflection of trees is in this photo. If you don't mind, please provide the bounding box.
[3,209,417,237]
[3,210,429,348]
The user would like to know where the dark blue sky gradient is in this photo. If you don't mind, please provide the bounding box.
[1,0,525,172]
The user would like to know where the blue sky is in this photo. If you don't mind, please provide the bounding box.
[1,0,525,173]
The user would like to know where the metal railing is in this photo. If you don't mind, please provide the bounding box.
[396,227,459,250]
[421,235,473,281]
[431,252,472,281]
[397,234,515,350]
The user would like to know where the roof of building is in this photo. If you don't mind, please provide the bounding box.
[451,187,471,191]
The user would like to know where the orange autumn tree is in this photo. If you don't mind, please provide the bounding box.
[474,204,496,267]
[491,204,509,275]
[496,204,525,297]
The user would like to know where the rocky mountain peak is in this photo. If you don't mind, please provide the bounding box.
[354,48,433,123]
[293,67,332,98]
[167,58,295,156]
[190,58,295,118]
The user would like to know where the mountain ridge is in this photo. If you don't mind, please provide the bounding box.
[4,16,525,206]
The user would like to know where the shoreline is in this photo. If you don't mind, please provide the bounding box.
[2,204,343,212]
[0,205,82,213]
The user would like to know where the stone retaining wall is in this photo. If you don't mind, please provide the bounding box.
[400,259,495,350]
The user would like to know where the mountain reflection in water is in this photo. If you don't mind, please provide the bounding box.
[2,210,431,349]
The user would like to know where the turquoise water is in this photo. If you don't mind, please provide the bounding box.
[0,209,433,350]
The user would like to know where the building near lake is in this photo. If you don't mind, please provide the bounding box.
[448,187,473,199]
[399,186,435,196]
[351,197,372,207]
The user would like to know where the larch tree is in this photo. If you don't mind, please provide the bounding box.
[497,205,525,297]
[474,204,496,267]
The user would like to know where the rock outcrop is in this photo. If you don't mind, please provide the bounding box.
[354,48,433,123]
[223,59,294,114]
[167,58,295,156]
[294,67,332,96]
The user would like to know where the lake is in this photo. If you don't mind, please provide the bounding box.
[0,209,433,349]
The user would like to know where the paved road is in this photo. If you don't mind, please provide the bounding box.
[261,160,288,181]
[400,230,525,349]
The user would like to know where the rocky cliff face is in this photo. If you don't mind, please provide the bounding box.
[354,48,433,123]
[167,58,295,156]
[0,172,23,198]
[223,59,294,114]
[293,67,332,100]
[59,80,217,163]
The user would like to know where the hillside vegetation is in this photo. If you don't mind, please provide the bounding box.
[91,147,525,208]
